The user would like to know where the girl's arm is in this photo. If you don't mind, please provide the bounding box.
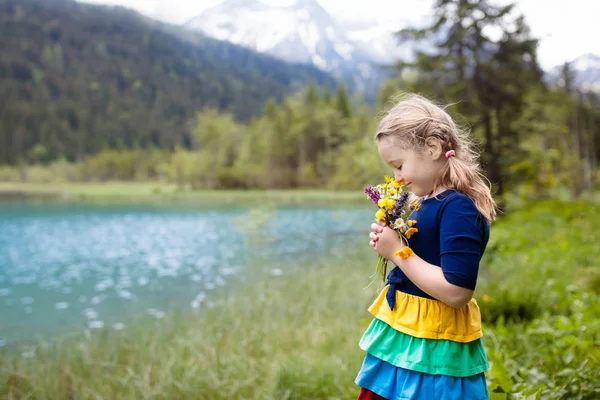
[370,223,474,308]
[390,251,474,308]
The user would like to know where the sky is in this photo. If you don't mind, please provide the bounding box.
[79,0,600,70]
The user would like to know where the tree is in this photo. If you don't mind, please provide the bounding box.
[396,0,542,196]
[335,84,352,119]
[558,63,599,196]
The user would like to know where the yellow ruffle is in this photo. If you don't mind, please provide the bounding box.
[368,286,482,342]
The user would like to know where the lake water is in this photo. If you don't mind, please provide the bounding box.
[0,202,371,347]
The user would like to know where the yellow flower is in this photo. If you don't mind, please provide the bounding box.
[378,197,396,210]
[384,175,392,184]
[393,180,402,189]
[407,220,417,227]
[482,295,492,303]
[393,247,415,259]
[375,209,386,221]
[389,188,397,196]
[405,227,418,238]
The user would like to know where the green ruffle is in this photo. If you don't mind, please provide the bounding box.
[359,318,489,377]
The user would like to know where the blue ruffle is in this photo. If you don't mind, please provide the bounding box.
[355,353,488,400]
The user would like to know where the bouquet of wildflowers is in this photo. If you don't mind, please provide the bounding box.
[364,176,419,282]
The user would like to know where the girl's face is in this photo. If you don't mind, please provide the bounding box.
[377,137,446,197]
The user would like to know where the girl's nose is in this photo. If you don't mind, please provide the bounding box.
[394,174,404,183]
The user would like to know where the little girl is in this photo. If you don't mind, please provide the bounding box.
[356,94,497,400]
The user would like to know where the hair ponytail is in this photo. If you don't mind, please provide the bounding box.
[439,156,497,224]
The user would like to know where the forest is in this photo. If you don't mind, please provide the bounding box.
[0,0,597,202]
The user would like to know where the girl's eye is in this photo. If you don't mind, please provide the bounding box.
[396,165,402,170]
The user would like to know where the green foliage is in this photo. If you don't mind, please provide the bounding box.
[328,136,385,190]
[477,201,600,399]
[486,292,600,399]
[0,0,334,165]
[191,109,245,188]
[2,77,598,195]
[478,200,596,316]
[0,166,21,182]
[149,86,384,190]
[76,149,170,182]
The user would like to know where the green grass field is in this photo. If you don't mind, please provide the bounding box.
[1,200,599,399]
[0,181,366,206]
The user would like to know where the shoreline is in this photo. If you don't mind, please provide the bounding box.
[0,181,367,206]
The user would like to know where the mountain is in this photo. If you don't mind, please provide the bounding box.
[548,53,600,93]
[0,0,336,165]
[339,18,412,65]
[570,53,600,92]
[184,0,396,97]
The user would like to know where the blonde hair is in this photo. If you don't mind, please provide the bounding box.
[376,93,497,224]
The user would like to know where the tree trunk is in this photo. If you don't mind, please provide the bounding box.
[584,98,597,191]
[572,98,583,197]
[494,106,505,196]
[297,133,305,188]
[483,109,501,195]
[581,102,593,193]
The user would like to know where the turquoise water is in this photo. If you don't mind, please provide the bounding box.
[0,202,370,346]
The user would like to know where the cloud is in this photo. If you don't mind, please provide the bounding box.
[515,0,600,68]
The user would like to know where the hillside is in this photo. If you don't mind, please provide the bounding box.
[0,0,336,165]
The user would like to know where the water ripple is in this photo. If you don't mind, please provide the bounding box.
[0,203,369,345]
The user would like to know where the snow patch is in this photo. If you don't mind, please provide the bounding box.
[573,54,600,71]
[334,42,354,61]
[312,54,328,70]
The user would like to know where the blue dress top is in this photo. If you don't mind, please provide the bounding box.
[392,189,490,300]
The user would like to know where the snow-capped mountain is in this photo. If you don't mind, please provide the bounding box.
[548,53,600,92]
[340,18,412,64]
[184,0,599,96]
[571,53,600,92]
[184,0,401,95]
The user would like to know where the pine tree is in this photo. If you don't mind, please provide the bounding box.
[396,0,542,195]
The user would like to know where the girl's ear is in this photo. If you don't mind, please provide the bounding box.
[425,137,443,160]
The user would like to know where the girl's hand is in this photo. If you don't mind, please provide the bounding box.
[369,220,405,260]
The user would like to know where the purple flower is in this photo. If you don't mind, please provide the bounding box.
[389,191,409,220]
[364,186,380,205]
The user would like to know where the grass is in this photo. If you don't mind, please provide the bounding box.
[475,200,600,399]
[0,181,366,206]
[1,200,599,399]
[1,249,376,399]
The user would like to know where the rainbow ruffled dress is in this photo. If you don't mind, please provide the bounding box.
[355,190,490,400]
